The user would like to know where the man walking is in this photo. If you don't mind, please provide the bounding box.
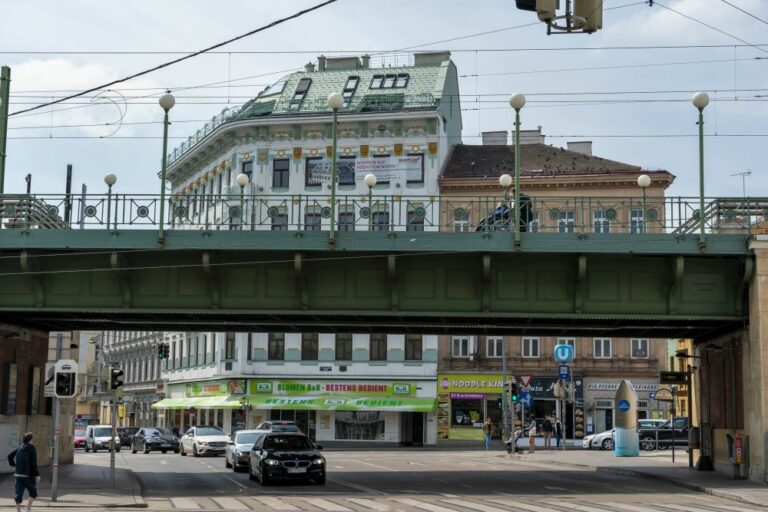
[7,432,40,512]
[542,416,554,449]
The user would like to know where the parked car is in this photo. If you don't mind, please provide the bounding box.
[117,427,140,447]
[639,417,689,451]
[248,432,325,485]
[73,428,86,449]
[582,420,670,450]
[132,427,180,454]
[179,425,230,457]
[225,430,263,472]
[84,425,121,453]
[253,421,302,435]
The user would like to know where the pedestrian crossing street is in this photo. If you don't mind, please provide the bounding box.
[144,494,766,512]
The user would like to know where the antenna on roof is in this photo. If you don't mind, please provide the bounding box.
[730,170,751,199]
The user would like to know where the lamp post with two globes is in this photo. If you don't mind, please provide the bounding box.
[692,91,709,244]
[509,93,526,247]
[158,91,175,243]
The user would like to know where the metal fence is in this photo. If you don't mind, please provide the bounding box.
[1,193,766,235]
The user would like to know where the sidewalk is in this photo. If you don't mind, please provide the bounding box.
[0,454,144,509]
[508,447,768,508]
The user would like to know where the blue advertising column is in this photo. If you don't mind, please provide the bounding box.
[614,380,639,457]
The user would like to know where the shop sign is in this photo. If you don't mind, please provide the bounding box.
[186,379,246,397]
[439,374,582,400]
[248,379,415,396]
[449,393,485,399]
[586,383,659,392]
[248,395,433,412]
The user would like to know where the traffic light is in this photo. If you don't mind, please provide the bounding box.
[55,372,76,397]
[497,397,502,410]
[514,0,556,21]
[110,368,124,390]
[164,343,170,359]
[510,382,519,402]
[157,344,165,359]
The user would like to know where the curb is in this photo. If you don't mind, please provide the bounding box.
[514,455,767,509]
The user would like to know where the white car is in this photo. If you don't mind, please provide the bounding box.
[582,419,668,450]
[179,425,230,457]
[84,425,121,453]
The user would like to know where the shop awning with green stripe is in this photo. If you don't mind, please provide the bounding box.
[247,395,435,412]
[151,395,244,410]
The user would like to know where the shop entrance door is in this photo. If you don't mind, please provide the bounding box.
[400,412,424,447]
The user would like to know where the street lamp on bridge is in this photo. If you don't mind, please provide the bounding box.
[158,91,176,244]
[364,173,377,231]
[637,174,650,233]
[509,93,525,248]
[236,173,249,230]
[327,92,344,247]
[692,91,709,246]
[104,173,117,231]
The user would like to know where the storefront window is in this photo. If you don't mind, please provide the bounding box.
[335,411,385,440]
[451,398,483,426]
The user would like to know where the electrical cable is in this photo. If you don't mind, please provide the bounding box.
[7,0,338,117]
[719,0,768,26]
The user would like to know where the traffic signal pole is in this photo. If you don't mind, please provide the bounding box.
[51,333,62,502]
[110,399,116,488]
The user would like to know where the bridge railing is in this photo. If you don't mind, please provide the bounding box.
[1,193,765,235]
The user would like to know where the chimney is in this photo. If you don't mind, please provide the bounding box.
[318,55,326,71]
[304,62,315,73]
[519,127,545,145]
[567,141,593,156]
[481,131,508,145]
[361,54,371,68]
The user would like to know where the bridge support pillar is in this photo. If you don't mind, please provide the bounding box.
[745,238,768,483]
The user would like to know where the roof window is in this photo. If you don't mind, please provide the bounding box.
[289,78,312,110]
[342,76,359,107]
[370,73,410,90]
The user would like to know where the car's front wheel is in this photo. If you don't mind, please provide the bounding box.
[193,445,199,457]
[180,445,186,456]
[640,436,657,451]
[225,456,232,468]
[248,463,257,481]
[602,438,614,450]
[259,465,270,486]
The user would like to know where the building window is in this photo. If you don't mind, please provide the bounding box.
[247,334,254,361]
[630,209,645,234]
[453,211,470,232]
[304,212,321,231]
[225,333,236,361]
[487,337,503,358]
[241,161,253,184]
[301,333,318,361]
[558,337,576,358]
[305,156,323,187]
[406,154,424,184]
[452,336,469,357]
[370,75,384,89]
[522,337,540,358]
[268,333,285,361]
[272,159,290,188]
[339,212,355,231]
[271,212,288,231]
[405,335,422,361]
[594,338,612,359]
[558,210,575,233]
[395,74,409,88]
[370,334,387,361]
[338,156,356,186]
[631,338,649,358]
[335,333,352,361]
[289,77,311,110]
[341,76,359,107]
[593,209,611,233]
[373,211,389,231]
[406,209,424,231]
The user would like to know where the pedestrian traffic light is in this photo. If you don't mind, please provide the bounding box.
[497,397,502,410]
[164,343,170,359]
[110,368,124,390]
[54,359,78,398]
[157,344,165,359]
[510,382,519,402]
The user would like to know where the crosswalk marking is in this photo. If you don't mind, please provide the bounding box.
[252,496,300,511]
[542,500,614,512]
[487,497,561,512]
[211,497,248,510]
[346,498,391,511]
[395,498,461,512]
[600,502,663,512]
[442,498,512,512]
[303,498,352,511]
[658,504,723,512]
[170,497,200,509]
[705,503,768,512]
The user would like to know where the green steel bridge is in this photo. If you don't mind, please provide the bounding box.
[0,193,762,339]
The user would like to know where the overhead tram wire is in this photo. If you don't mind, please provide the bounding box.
[719,0,768,26]
[7,0,338,117]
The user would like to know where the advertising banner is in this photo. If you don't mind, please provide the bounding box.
[248,379,415,397]
[248,395,434,412]
[306,155,423,185]
[186,379,246,397]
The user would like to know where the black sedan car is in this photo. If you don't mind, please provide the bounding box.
[117,427,139,447]
[248,432,325,485]
[131,427,180,454]
[639,417,689,450]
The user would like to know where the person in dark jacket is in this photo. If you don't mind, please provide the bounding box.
[7,432,40,512]
[518,193,535,232]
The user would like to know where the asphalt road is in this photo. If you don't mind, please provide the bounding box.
[78,448,763,512]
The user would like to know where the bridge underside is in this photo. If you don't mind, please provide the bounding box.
[0,231,751,339]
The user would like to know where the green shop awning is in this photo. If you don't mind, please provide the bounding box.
[151,395,244,410]
[247,395,435,412]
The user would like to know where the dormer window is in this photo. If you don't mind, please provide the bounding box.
[370,73,410,90]
[289,78,312,110]
[342,76,359,107]
[395,74,409,88]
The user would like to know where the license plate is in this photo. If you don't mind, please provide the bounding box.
[287,467,306,474]
[161,444,170,448]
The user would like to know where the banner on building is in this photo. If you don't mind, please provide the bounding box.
[306,155,423,184]
[249,379,415,397]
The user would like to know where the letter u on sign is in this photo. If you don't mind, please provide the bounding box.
[554,344,574,363]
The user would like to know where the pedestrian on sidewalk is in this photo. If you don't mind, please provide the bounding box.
[542,416,554,449]
[527,417,536,454]
[7,432,40,512]
[555,418,563,450]
[483,418,492,450]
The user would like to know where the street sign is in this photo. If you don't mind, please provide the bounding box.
[519,391,534,407]
[519,375,533,388]
[653,388,674,402]
[648,391,656,400]
[660,371,687,384]
[554,344,574,363]
[44,362,56,398]
[618,399,631,412]
[54,359,78,398]
[558,365,571,380]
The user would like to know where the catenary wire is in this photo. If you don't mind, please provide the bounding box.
[719,0,768,26]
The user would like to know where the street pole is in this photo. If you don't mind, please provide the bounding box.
[509,93,525,249]
[501,339,509,441]
[110,399,116,488]
[329,105,339,245]
[0,66,11,195]
[692,92,709,246]
[671,385,677,463]
[51,333,62,502]
[158,92,175,244]
[687,364,694,468]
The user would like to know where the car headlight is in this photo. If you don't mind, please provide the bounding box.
[312,458,324,465]
[264,459,280,466]
[237,450,249,456]
[198,441,208,446]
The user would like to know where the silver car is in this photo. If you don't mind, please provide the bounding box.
[225,430,263,472]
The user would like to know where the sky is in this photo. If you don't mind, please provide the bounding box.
[1,0,766,198]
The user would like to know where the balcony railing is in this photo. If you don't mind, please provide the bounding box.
[1,193,765,236]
